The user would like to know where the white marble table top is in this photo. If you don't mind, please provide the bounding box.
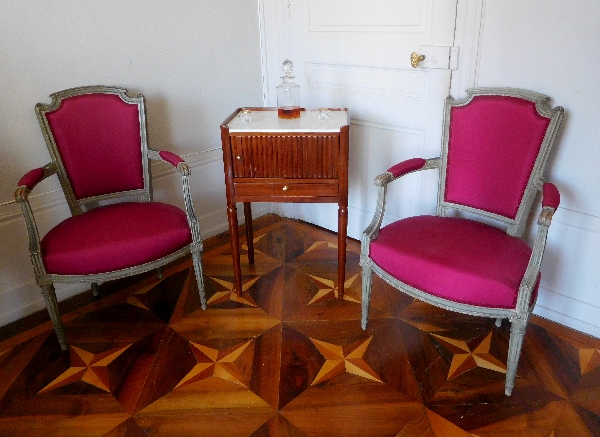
[226,108,348,133]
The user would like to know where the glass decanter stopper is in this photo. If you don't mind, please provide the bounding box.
[276,59,301,119]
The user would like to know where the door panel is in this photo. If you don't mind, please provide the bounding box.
[262,0,458,236]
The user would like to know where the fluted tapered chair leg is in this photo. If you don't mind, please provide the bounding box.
[192,250,206,310]
[361,263,373,330]
[40,284,68,350]
[505,317,528,396]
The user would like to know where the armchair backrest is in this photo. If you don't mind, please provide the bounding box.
[35,86,152,215]
[438,88,564,236]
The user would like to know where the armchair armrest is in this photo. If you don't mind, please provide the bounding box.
[15,163,57,201]
[14,163,57,283]
[513,183,560,318]
[361,157,441,256]
[148,149,190,175]
[375,157,441,187]
[148,148,202,252]
[542,182,560,210]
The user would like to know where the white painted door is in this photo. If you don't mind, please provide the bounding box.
[261,0,459,238]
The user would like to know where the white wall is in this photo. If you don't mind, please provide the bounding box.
[0,1,265,326]
[474,1,600,337]
[261,0,600,339]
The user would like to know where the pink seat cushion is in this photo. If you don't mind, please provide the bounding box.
[41,202,192,275]
[370,216,535,309]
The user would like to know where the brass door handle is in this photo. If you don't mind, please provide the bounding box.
[410,52,426,68]
[282,185,289,191]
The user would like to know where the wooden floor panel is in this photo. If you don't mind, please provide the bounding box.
[1,216,599,436]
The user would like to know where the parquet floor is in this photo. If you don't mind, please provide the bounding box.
[1,215,599,436]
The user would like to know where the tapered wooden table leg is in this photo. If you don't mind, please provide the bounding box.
[244,202,254,264]
[338,205,348,299]
[227,204,243,296]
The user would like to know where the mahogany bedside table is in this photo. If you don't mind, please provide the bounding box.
[220,107,350,297]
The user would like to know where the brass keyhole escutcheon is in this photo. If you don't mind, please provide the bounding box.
[282,185,289,191]
[410,52,426,68]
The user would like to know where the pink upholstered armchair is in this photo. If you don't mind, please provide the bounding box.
[360,88,564,396]
[15,86,206,350]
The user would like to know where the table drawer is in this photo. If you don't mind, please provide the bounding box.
[234,180,338,199]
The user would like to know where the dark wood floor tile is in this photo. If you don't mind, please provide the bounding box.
[424,408,480,437]
[249,413,309,437]
[133,410,274,437]
[248,267,286,320]
[170,307,280,344]
[115,326,197,414]
[281,382,427,437]
[250,324,283,409]
[102,418,148,437]
[0,335,47,400]
[134,376,274,417]
[278,324,325,409]
[126,269,190,323]
[0,414,131,437]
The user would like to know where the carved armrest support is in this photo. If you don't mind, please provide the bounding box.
[14,163,57,282]
[148,149,202,251]
[513,183,560,317]
[361,157,441,257]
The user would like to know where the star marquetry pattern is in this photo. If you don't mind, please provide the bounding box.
[310,336,382,385]
[38,344,132,394]
[431,332,507,379]
[579,348,600,375]
[126,282,162,310]
[206,277,260,307]
[241,234,266,254]
[176,340,255,388]
[305,241,338,253]
[307,273,360,305]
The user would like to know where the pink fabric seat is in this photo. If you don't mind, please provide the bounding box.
[41,202,192,275]
[370,216,536,309]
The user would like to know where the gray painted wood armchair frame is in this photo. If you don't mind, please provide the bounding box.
[360,87,564,395]
[15,86,206,350]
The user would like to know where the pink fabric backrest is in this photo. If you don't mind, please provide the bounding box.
[45,93,144,199]
[444,95,551,219]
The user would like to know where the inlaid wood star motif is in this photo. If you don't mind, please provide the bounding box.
[176,340,255,388]
[431,332,507,379]
[310,336,382,385]
[206,277,260,307]
[580,348,600,375]
[241,234,266,254]
[307,273,360,305]
[305,241,338,253]
[126,282,161,310]
[37,344,132,394]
